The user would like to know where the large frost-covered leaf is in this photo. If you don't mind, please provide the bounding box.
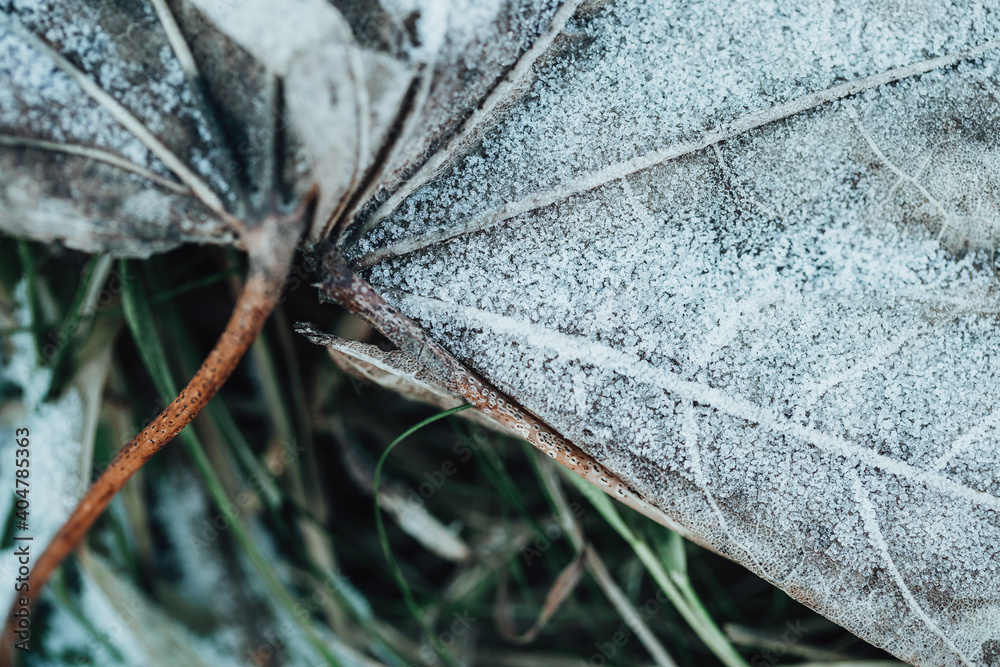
[333,1,1000,665]
[5,0,1000,665]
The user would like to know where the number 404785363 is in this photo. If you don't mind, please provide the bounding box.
[14,428,30,520]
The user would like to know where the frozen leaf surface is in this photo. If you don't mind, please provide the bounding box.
[341,1,1000,665]
[5,0,1000,665]
[0,0,570,253]
[0,0,401,254]
[0,1,240,255]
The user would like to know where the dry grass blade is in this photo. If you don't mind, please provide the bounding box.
[496,547,587,645]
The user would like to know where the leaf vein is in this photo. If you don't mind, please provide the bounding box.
[392,290,1000,512]
[0,134,191,194]
[362,40,1000,267]
[1,14,238,226]
[850,470,975,665]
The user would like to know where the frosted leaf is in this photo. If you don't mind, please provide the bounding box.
[340,1,1000,665]
[333,0,576,241]
[7,0,1000,665]
[0,0,565,253]
[0,0,397,254]
[0,1,239,256]
[297,323,513,432]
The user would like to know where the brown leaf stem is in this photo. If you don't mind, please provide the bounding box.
[1,202,308,663]
[1,278,269,663]
[318,247,696,539]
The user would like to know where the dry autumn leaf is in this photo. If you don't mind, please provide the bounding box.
[2,1,1000,666]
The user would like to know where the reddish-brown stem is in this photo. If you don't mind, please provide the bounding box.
[317,248,695,539]
[1,271,279,662]
[1,186,311,662]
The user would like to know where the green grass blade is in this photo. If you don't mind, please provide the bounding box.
[374,404,473,667]
[565,471,749,667]
[118,259,343,667]
[46,254,112,398]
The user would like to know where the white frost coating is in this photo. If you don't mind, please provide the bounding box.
[56,570,151,666]
[153,471,234,610]
[338,0,556,244]
[46,553,247,666]
[0,283,86,617]
[354,0,1000,258]
[930,410,1000,473]
[358,2,1000,664]
[850,469,976,665]
[382,0,505,60]
[2,1,233,190]
[0,20,156,172]
[0,1,261,254]
[680,400,767,575]
[390,289,1000,511]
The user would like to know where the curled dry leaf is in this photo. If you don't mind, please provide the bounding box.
[2,0,1000,665]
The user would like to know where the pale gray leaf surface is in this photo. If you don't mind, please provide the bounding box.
[333,0,575,240]
[0,0,242,255]
[184,0,409,240]
[6,0,1000,665]
[0,0,399,254]
[345,1,1000,665]
[0,0,570,254]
